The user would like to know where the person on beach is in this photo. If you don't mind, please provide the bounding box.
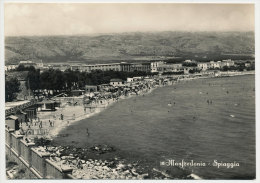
[19,128,25,135]
[86,128,90,136]
[27,130,32,136]
[76,157,83,169]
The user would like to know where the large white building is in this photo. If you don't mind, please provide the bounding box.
[71,63,121,72]
[157,63,183,73]
[222,59,235,67]
[151,61,165,72]
[198,59,234,70]
[197,63,210,70]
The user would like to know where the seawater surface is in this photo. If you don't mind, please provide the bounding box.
[54,75,255,179]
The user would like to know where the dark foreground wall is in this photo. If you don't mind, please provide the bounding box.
[5,128,75,179]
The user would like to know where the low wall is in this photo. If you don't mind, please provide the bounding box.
[5,128,75,179]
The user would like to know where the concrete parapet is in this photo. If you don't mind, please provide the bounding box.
[5,128,15,147]
[45,159,73,179]
[10,133,23,156]
[5,128,76,179]
[20,140,35,167]
[31,148,50,178]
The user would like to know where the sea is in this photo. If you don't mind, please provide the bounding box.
[54,74,255,179]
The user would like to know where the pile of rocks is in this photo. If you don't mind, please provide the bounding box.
[90,144,116,154]
[39,145,149,179]
[30,145,187,179]
[6,165,19,179]
[70,159,149,179]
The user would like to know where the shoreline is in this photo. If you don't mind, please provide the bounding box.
[47,82,159,138]
[25,71,254,179]
[49,70,255,138]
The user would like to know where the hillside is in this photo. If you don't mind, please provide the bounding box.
[5,31,255,64]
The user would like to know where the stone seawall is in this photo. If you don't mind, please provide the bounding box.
[5,128,75,179]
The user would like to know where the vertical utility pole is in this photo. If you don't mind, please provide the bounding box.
[28,77,31,98]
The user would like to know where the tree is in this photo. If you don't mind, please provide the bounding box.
[182,62,197,67]
[16,65,36,72]
[40,69,54,95]
[52,69,65,93]
[16,64,26,71]
[64,69,78,91]
[222,66,229,71]
[5,77,20,102]
[26,68,40,98]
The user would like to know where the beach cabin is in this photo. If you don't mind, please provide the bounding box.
[85,85,98,93]
[70,90,85,96]
[6,115,20,130]
[133,77,142,81]
[15,110,27,123]
[110,79,123,86]
[37,100,56,111]
[127,78,134,83]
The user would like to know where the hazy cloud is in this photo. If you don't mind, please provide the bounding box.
[4,3,255,36]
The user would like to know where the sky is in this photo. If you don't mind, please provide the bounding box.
[4,3,255,36]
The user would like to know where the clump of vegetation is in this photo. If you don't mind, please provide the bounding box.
[34,137,51,146]
[5,77,20,102]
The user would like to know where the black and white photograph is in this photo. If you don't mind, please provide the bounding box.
[1,1,258,181]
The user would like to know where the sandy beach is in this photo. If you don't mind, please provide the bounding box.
[21,70,254,140]
[20,83,159,140]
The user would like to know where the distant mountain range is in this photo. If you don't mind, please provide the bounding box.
[5,31,255,65]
